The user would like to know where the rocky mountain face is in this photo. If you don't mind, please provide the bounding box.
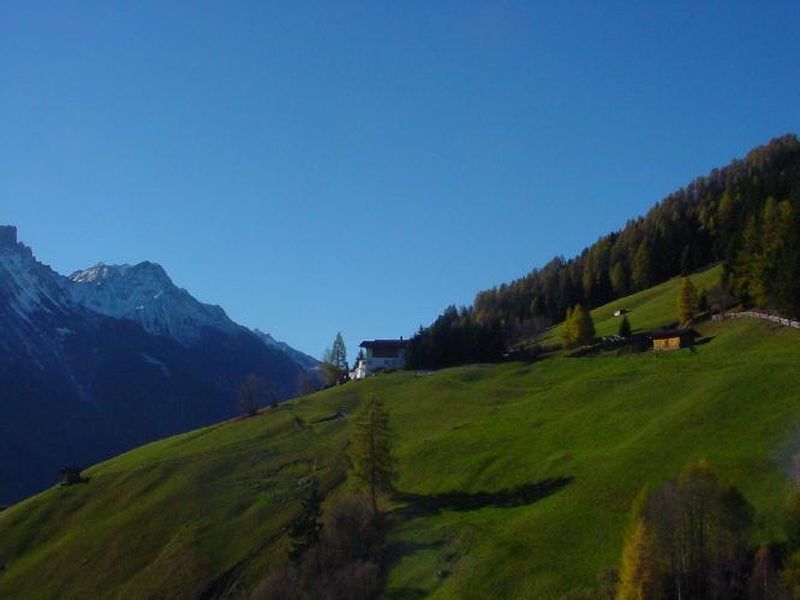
[252,329,320,370]
[0,226,313,504]
[67,261,241,344]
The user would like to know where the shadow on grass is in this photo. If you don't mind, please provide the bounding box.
[393,477,573,517]
[382,588,429,600]
[383,539,445,568]
[381,540,447,599]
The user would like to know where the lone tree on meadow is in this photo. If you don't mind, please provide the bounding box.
[237,373,266,417]
[288,478,324,563]
[677,276,699,325]
[563,304,596,347]
[351,394,396,514]
[618,315,632,338]
[321,332,348,386]
[619,315,632,337]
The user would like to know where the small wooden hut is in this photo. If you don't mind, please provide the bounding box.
[60,466,84,486]
[649,329,698,351]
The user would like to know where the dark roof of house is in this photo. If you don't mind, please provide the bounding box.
[649,329,700,340]
[359,339,408,350]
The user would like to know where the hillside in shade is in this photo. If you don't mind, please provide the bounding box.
[0,226,312,504]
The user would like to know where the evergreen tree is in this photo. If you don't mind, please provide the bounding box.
[576,304,596,345]
[354,349,366,370]
[351,394,396,514]
[610,262,629,297]
[631,242,653,291]
[677,277,699,325]
[617,519,661,600]
[321,332,348,386]
[698,287,709,312]
[775,201,800,317]
[530,296,545,317]
[760,199,781,299]
[563,306,578,347]
[619,315,632,338]
[288,479,324,562]
[328,332,348,370]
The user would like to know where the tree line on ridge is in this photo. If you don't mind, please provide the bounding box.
[407,134,800,369]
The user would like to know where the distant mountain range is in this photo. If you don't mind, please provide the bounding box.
[0,225,317,504]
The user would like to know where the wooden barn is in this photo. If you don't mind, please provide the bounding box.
[649,329,698,352]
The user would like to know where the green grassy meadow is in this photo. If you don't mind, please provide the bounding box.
[545,264,724,342]
[2,265,800,599]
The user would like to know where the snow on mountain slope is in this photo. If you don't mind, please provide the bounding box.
[0,225,312,504]
[68,261,241,345]
[0,223,315,368]
[67,260,317,366]
[252,329,320,369]
[0,226,72,326]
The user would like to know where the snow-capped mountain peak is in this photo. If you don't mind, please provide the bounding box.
[1,225,315,370]
[69,261,172,286]
[0,225,311,504]
[68,260,239,344]
[0,226,72,324]
[69,262,132,284]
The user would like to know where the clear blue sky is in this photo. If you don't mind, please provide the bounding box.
[2,2,799,358]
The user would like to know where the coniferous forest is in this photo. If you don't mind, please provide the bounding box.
[407,134,800,369]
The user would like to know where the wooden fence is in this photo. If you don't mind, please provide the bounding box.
[712,310,800,329]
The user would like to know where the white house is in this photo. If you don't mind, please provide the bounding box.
[351,339,408,379]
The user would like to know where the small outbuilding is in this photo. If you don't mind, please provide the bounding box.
[60,466,85,486]
[649,329,698,352]
[613,309,630,317]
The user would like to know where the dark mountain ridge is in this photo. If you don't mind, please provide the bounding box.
[0,227,309,504]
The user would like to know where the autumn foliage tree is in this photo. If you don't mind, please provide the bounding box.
[618,519,661,600]
[564,304,596,348]
[677,277,699,325]
[617,462,754,600]
[254,495,385,600]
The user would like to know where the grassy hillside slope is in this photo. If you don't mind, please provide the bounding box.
[2,266,799,599]
[544,264,723,343]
